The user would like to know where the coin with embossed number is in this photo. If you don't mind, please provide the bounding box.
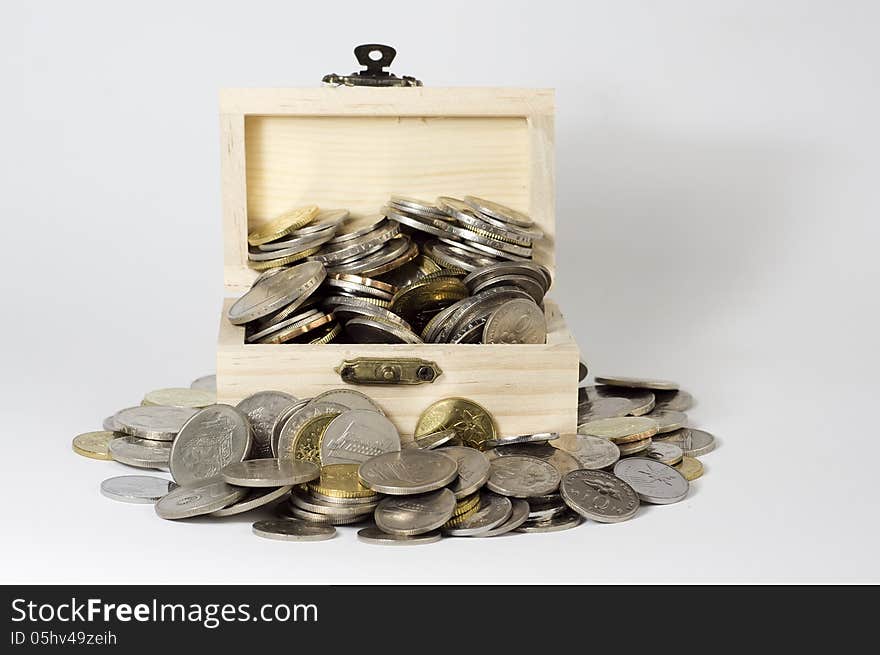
[358,449,459,495]
[375,488,456,536]
[613,457,689,504]
[552,434,620,470]
[486,455,561,498]
[220,458,319,487]
[169,405,252,487]
[320,409,401,465]
[100,475,176,504]
[236,391,297,459]
[155,480,248,519]
[357,526,441,546]
[440,446,491,499]
[560,469,639,523]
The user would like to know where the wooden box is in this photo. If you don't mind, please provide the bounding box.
[216,87,580,438]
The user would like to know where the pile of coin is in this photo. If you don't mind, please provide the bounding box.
[227,195,551,345]
[73,370,719,543]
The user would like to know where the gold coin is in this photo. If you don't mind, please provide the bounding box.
[391,277,468,320]
[578,416,660,444]
[308,463,378,499]
[674,456,704,481]
[617,436,653,456]
[291,413,338,465]
[306,322,342,345]
[72,431,115,460]
[247,245,321,270]
[443,502,481,528]
[452,493,480,517]
[247,205,320,246]
[142,387,215,408]
[415,397,498,451]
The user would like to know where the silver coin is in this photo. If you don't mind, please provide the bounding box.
[482,298,546,344]
[108,435,171,470]
[311,221,399,265]
[374,488,456,536]
[645,409,687,434]
[422,240,499,272]
[277,503,368,525]
[641,441,684,466]
[553,434,620,470]
[155,480,248,520]
[114,406,198,442]
[515,511,584,533]
[578,416,660,443]
[357,526,442,545]
[290,490,377,518]
[244,309,322,343]
[472,274,545,305]
[210,485,293,517]
[444,492,512,536]
[190,374,216,392]
[325,275,395,301]
[275,401,348,460]
[325,297,412,329]
[578,396,633,423]
[462,195,534,228]
[328,237,417,277]
[308,489,379,506]
[252,519,336,542]
[248,232,332,259]
[221,458,319,487]
[320,409,401,465]
[310,389,386,414]
[402,429,458,450]
[439,446,491,499]
[358,449,459,495]
[432,286,531,344]
[102,414,122,433]
[475,499,530,537]
[560,469,639,523]
[227,262,326,325]
[656,428,716,457]
[439,197,535,247]
[486,455,561,498]
[594,375,679,391]
[527,498,568,521]
[486,443,580,477]
[270,399,310,457]
[613,457,689,504]
[483,432,558,449]
[344,317,424,344]
[329,214,386,243]
[653,389,695,412]
[582,385,656,418]
[235,391,298,458]
[169,405,252,487]
[100,475,176,504]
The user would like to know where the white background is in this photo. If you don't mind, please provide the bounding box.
[1,0,878,584]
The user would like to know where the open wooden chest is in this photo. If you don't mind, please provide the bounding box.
[216,86,580,438]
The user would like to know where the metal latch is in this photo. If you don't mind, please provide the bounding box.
[336,358,442,385]
[322,44,422,87]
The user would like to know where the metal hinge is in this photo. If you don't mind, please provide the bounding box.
[336,357,442,385]
[322,44,422,87]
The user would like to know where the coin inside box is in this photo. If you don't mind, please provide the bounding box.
[217,87,579,437]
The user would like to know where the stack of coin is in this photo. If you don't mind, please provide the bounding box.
[228,195,551,345]
[75,374,719,543]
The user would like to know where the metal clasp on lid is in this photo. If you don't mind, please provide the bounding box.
[336,357,442,385]
[323,44,422,87]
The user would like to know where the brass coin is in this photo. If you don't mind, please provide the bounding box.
[247,205,319,246]
[290,413,338,465]
[452,492,481,517]
[247,245,321,270]
[72,431,115,461]
[390,277,468,332]
[415,397,498,451]
[308,463,378,499]
[305,322,342,345]
[578,417,660,444]
[674,456,704,481]
[617,437,653,456]
[142,387,215,408]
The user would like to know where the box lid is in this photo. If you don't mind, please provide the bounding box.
[220,87,555,293]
